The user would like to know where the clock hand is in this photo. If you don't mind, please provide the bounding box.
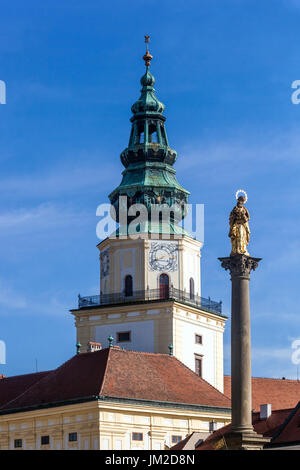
[157,254,168,260]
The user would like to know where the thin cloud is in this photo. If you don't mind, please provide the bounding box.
[0,278,75,317]
[0,279,27,310]
[176,129,300,180]
[252,346,292,361]
[0,159,120,200]
[0,203,90,235]
[12,82,74,103]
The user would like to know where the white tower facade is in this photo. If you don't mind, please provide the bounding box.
[72,234,226,392]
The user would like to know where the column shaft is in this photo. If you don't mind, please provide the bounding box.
[218,255,261,435]
[231,275,252,432]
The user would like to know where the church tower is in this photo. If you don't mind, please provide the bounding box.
[71,40,226,392]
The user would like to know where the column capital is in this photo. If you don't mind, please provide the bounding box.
[218,254,261,279]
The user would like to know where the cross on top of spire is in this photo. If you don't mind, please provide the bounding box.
[143,34,153,67]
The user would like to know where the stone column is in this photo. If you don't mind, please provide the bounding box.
[218,254,270,449]
[219,254,260,432]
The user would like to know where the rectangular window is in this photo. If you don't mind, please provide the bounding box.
[195,334,203,344]
[209,421,217,433]
[69,432,77,442]
[117,331,131,343]
[195,354,203,377]
[132,432,143,441]
[41,435,50,445]
[14,439,22,448]
[171,435,182,444]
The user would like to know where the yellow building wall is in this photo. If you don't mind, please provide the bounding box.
[0,399,231,450]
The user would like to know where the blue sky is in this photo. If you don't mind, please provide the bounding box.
[1,0,300,380]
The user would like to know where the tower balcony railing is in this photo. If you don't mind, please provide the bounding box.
[78,288,223,316]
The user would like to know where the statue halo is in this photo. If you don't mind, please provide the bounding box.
[235,189,248,203]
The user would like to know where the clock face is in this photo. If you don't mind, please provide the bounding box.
[149,243,178,272]
[101,250,109,277]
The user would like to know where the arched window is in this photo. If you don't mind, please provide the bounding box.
[150,131,158,143]
[159,273,169,299]
[138,130,144,144]
[189,277,195,300]
[124,275,133,297]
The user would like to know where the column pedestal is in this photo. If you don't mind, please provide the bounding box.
[223,431,270,450]
[218,254,270,450]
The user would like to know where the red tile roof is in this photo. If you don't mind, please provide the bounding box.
[0,371,50,409]
[224,375,300,411]
[100,349,230,407]
[252,408,293,438]
[170,434,192,450]
[196,423,231,450]
[0,348,230,414]
[0,349,110,412]
[170,432,206,450]
[271,402,300,446]
[196,408,293,450]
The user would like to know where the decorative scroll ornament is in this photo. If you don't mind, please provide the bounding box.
[219,255,261,279]
[229,190,250,256]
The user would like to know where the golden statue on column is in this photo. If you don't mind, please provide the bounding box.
[229,190,250,256]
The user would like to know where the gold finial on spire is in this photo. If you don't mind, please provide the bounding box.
[143,35,153,67]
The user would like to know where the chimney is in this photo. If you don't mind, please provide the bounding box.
[87,341,102,353]
[260,404,272,420]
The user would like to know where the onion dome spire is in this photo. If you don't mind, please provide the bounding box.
[131,36,164,116]
[109,37,190,235]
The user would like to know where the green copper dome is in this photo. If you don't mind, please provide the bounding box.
[141,68,155,86]
[131,68,165,115]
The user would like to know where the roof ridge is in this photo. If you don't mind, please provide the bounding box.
[252,376,300,382]
[0,370,53,411]
[171,356,230,400]
[99,348,112,396]
[271,400,300,443]
[253,407,294,415]
[108,347,171,357]
[225,374,300,383]
[0,370,51,381]
[51,348,105,370]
